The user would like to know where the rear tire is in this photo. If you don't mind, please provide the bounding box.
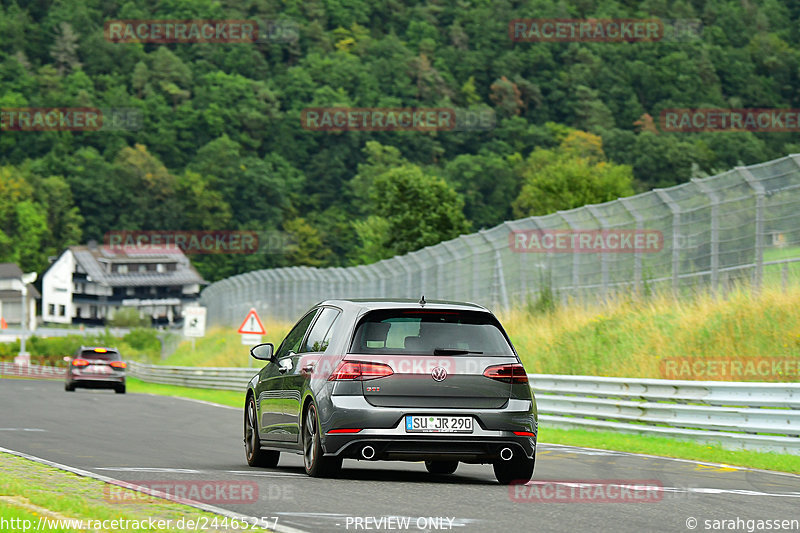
[64,383,75,392]
[425,460,458,475]
[493,455,534,485]
[302,402,341,478]
[115,385,126,394]
[245,395,280,468]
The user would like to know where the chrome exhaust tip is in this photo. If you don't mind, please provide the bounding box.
[500,447,513,461]
[361,445,376,460]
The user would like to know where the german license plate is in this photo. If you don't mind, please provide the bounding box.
[405,415,473,433]
[86,365,111,374]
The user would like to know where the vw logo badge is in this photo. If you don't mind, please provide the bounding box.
[431,366,447,382]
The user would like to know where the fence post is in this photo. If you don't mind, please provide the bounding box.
[617,198,644,296]
[558,211,581,300]
[738,166,765,295]
[691,178,720,298]
[655,189,681,299]
[587,206,610,301]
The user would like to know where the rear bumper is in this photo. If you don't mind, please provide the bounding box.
[325,435,535,462]
[67,374,125,387]
[321,395,536,462]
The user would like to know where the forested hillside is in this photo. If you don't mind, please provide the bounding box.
[1,0,798,281]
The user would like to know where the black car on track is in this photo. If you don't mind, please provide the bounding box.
[244,298,537,484]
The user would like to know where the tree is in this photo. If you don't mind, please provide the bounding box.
[512,131,636,218]
[369,164,471,256]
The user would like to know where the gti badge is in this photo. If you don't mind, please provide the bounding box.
[431,366,447,382]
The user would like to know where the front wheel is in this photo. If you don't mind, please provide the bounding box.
[245,395,279,467]
[493,455,534,485]
[302,402,341,477]
[425,460,458,475]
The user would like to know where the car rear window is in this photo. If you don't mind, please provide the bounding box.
[349,310,514,356]
[79,349,121,360]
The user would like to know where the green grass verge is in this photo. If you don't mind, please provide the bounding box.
[0,453,271,532]
[126,378,800,475]
[127,377,244,408]
[539,427,800,474]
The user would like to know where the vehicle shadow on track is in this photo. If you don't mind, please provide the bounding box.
[273,464,499,485]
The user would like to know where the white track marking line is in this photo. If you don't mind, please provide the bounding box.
[136,393,240,410]
[94,467,203,473]
[540,443,800,479]
[0,446,309,533]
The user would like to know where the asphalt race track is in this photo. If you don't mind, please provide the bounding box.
[1,379,798,533]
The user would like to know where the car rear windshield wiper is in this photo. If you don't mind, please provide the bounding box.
[433,348,484,355]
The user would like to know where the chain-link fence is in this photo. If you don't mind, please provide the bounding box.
[201,154,800,326]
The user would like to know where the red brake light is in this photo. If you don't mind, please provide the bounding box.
[93,348,108,353]
[328,361,394,381]
[327,428,363,434]
[72,359,89,367]
[483,363,528,384]
[513,431,535,436]
[110,361,127,369]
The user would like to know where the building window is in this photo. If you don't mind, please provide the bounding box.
[156,263,165,273]
[117,264,128,274]
[139,264,147,273]
[58,305,65,316]
[48,304,55,316]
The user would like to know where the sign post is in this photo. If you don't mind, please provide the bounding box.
[183,306,207,352]
[238,308,266,368]
[237,308,266,346]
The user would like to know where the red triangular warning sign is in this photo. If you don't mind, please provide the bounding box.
[0,317,6,329]
[237,308,266,335]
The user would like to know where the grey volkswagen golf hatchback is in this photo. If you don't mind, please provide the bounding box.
[244,298,537,484]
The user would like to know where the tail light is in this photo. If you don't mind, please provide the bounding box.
[327,428,363,434]
[110,361,127,369]
[71,359,89,367]
[483,363,528,384]
[328,361,394,381]
[513,431,535,436]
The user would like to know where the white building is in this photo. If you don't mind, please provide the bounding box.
[41,244,205,325]
[0,263,38,328]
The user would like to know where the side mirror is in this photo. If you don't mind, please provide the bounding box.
[250,343,274,361]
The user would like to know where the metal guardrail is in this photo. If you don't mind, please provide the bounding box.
[0,362,65,380]
[127,362,256,391]
[531,374,800,455]
[7,362,798,455]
